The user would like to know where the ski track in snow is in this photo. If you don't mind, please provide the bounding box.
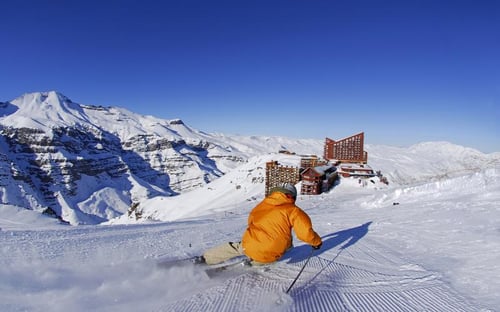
[2,166,499,311]
[158,236,479,312]
[0,214,486,312]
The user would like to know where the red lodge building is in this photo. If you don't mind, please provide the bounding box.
[324,132,368,164]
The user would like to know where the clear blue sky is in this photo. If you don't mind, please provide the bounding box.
[1,0,499,153]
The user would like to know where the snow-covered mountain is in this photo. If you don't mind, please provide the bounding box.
[1,91,499,226]
[0,91,326,225]
[0,92,238,224]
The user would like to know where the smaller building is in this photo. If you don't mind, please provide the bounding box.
[301,165,338,195]
[338,164,375,178]
[300,155,328,169]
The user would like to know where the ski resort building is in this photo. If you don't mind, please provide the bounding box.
[300,155,328,169]
[265,132,376,196]
[324,132,368,164]
[300,165,338,195]
[265,161,300,196]
[337,163,376,178]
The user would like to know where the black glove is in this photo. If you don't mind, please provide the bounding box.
[312,243,322,250]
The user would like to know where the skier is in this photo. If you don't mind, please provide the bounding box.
[196,183,322,266]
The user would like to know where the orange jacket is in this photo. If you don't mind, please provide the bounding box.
[241,192,322,263]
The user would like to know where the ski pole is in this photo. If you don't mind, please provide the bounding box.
[285,247,314,294]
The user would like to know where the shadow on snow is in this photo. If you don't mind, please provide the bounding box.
[282,221,372,264]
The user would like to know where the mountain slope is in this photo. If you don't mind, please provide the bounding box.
[1,164,498,311]
[1,91,499,226]
[111,144,500,224]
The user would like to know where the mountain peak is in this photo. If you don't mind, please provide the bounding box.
[16,90,71,105]
[1,91,88,130]
[1,91,201,143]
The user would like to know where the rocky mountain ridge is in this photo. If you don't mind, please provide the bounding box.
[0,91,254,225]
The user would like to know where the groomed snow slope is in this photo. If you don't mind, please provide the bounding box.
[1,157,498,311]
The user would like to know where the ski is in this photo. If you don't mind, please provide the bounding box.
[156,255,265,279]
[156,256,198,269]
[204,258,252,277]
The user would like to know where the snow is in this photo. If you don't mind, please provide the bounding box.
[5,92,91,132]
[1,141,499,311]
